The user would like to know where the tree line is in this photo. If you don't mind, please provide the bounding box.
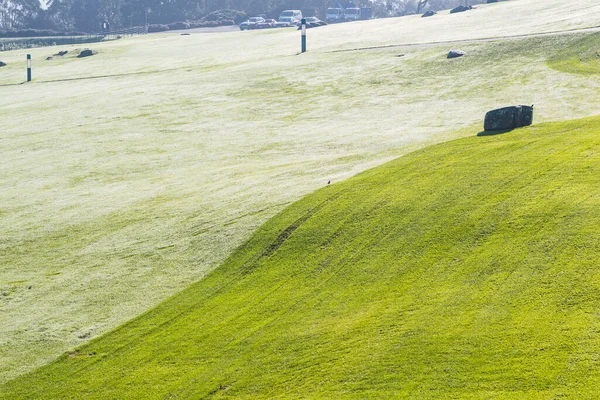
[1,0,485,33]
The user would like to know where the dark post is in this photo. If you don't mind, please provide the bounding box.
[301,18,307,53]
[26,54,31,82]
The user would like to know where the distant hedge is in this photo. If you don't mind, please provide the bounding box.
[167,22,190,30]
[148,24,170,33]
[149,19,236,33]
[0,29,88,38]
[202,9,247,24]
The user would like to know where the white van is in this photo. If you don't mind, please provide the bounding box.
[344,8,361,21]
[326,8,344,23]
[278,10,303,24]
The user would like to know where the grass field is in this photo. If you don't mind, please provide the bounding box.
[2,0,600,385]
[4,115,600,398]
[548,33,600,75]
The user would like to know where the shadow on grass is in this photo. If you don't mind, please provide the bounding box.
[0,81,25,87]
[477,128,513,137]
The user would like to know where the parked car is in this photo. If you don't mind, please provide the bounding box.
[274,17,297,28]
[278,10,303,24]
[297,17,327,29]
[305,17,326,26]
[345,8,361,21]
[257,19,276,29]
[240,17,265,30]
[360,7,372,20]
[326,8,344,23]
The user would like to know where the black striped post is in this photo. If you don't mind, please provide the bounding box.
[26,54,31,82]
[301,19,307,53]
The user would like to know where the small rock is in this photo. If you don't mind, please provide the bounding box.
[447,50,466,59]
[0,61,6,67]
[422,11,436,17]
[450,5,473,14]
[46,56,53,61]
[77,49,96,58]
[55,50,68,56]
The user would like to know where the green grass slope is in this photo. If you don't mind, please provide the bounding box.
[548,34,600,75]
[4,116,600,398]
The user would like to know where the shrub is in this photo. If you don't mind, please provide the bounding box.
[148,24,170,33]
[0,29,90,38]
[167,22,190,30]
[203,9,247,24]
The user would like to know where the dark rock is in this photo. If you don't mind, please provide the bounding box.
[447,50,466,59]
[55,50,68,56]
[77,49,96,58]
[450,5,473,14]
[46,56,53,61]
[484,105,534,131]
[422,11,437,17]
[0,61,6,67]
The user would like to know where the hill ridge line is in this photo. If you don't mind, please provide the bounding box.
[328,24,600,53]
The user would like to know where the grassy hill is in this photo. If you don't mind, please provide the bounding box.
[548,33,600,75]
[4,116,600,398]
[2,0,600,384]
